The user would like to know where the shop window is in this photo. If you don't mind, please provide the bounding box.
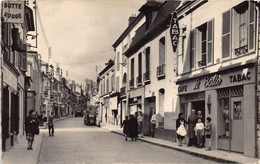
[217,86,243,140]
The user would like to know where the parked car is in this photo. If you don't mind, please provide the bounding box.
[75,107,84,117]
[84,114,96,125]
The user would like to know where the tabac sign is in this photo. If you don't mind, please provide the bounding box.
[170,11,179,52]
[2,1,24,24]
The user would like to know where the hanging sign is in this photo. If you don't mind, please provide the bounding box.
[2,1,24,24]
[170,11,179,52]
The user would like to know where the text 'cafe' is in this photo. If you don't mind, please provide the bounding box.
[176,63,256,156]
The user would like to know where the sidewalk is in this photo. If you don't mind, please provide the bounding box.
[101,123,259,164]
[2,115,72,164]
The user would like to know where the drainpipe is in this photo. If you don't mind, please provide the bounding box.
[255,3,259,158]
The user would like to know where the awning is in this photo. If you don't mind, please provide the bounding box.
[110,96,117,110]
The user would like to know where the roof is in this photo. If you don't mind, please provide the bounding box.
[112,13,144,48]
[125,1,181,57]
[98,60,114,77]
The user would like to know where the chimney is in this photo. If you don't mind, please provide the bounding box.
[128,14,136,26]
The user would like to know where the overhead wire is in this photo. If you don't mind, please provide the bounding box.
[36,3,58,65]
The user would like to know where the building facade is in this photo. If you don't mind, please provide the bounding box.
[98,60,116,124]
[175,0,259,157]
[1,3,35,151]
[112,13,145,125]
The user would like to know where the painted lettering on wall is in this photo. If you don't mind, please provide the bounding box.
[204,74,222,88]
[229,72,251,83]
[2,1,24,24]
[178,85,187,92]
[193,79,201,90]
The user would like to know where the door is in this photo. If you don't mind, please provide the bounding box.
[231,97,243,153]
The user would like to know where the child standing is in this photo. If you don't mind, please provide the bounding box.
[195,118,204,148]
[205,117,212,151]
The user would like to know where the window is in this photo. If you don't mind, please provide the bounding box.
[159,37,165,66]
[222,2,255,58]
[111,74,114,91]
[190,19,214,69]
[131,58,135,80]
[144,47,150,82]
[138,53,142,84]
[198,23,207,66]
[130,58,135,87]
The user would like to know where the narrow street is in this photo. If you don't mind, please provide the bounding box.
[38,118,215,163]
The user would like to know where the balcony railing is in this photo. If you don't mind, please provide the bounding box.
[129,79,134,88]
[143,71,150,82]
[157,64,166,78]
[120,86,126,95]
[198,54,206,67]
[136,75,142,86]
[235,45,248,56]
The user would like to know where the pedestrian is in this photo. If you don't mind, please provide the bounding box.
[48,112,55,136]
[150,111,156,138]
[187,109,198,146]
[137,112,143,138]
[121,116,129,141]
[128,115,138,141]
[205,117,212,151]
[25,110,38,150]
[176,113,187,146]
[195,118,204,148]
[197,110,205,147]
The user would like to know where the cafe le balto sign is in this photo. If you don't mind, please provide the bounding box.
[170,11,179,52]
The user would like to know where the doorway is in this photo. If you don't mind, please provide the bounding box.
[192,101,205,122]
[231,97,243,153]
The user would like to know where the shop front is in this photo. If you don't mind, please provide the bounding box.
[177,64,256,157]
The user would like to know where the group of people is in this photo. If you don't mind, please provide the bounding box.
[176,109,212,151]
[121,112,143,141]
[25,110,55,150]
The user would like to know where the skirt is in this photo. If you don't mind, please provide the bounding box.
[26,133,35,141]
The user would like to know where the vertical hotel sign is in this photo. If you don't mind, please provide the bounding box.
[170,11,179,52]
[2,1,24,24]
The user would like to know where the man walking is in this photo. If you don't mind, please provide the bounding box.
[48,112,55,136]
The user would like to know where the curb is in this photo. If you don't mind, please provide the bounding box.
[31,133,44,164]
[36,133,45,164]
[109,130,238,164]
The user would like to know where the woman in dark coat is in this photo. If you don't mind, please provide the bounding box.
[25,110,38,150]
[128,115,138,141]
[121,116,129,141]
[176,113,188,146]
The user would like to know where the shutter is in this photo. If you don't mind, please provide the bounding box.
[159,37,165,65]
[248,1,255,51]
[222,10,231,58]
[190,30,195,69]
[207,19,214,63]
[20,52,27,72]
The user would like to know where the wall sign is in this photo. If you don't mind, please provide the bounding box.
[2,1,24,24]
[170,11,179,52]
[177,67,254,94]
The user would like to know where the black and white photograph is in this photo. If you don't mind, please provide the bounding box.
[1,0,260,163]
